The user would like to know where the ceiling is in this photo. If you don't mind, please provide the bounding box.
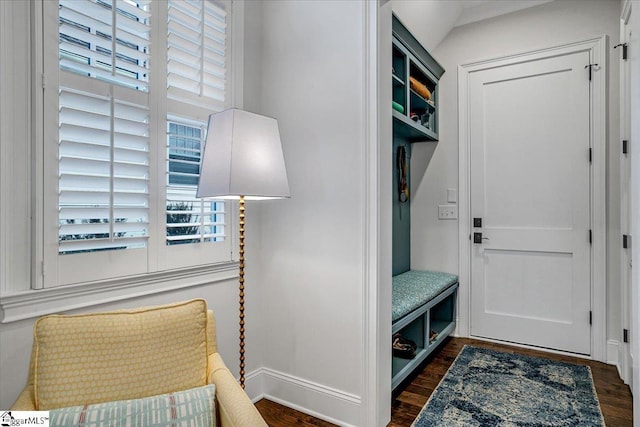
[391,0,556,52]
[455,0,555,26]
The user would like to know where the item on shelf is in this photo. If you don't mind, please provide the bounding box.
[409,76,432,101]
[429,329,439,344]
[410,112,419,122]
[420,111,432,128]
[393,333,417,359]
[392,101,405,114]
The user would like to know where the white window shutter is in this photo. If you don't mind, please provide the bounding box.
[167,0,227,110]
[58,88,150,254]
[59,0,151,91]
[58,0,151,254]
[165,1,229,248]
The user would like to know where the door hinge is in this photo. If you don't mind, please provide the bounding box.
[623,234,631,249]
[614,43,628,60]
[622,140,628,155]
[41,73,46,90]
[589,311,592,325]
[584,63,598,81]
[40,260,45,277]
[623,328,629,343]
[589,230,592,244]
[589,148,592,163]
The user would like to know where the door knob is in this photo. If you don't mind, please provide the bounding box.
[473,232,489,244]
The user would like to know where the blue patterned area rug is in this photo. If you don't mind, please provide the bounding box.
[412,346,605,427]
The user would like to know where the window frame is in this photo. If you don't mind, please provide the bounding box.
[35,0,243,290]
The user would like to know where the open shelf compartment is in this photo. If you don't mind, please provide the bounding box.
[391,283,458,391]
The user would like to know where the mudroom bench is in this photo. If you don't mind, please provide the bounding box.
[392,270,458,391]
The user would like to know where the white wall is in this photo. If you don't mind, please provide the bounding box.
[392,0,463,52]
[252,1,369,424]
[410,0,622,346]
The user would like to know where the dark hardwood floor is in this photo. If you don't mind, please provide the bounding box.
[388,338,633,427]
[256,337,633,427]
[255,399,337,427]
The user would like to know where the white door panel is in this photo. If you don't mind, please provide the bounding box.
[483,250,574,323]
[470,50,591,355]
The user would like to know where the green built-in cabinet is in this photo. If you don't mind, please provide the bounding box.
[392,15,445,277]
[392,283,457,390]
[391,16,451,392]
[392,15,445,143]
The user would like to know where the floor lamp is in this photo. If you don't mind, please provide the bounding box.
[197,109,290,389]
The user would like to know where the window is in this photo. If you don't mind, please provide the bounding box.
[42,0,235,287]
[57,0,150,255]
[166,119,225,246]
[165,0,228,249]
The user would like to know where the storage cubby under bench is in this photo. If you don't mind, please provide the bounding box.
[392,270,458,391]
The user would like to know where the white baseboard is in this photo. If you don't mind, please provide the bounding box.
[606,339,622,376]
[245,367,361,427]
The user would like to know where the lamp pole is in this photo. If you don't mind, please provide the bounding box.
[238,195,246,389]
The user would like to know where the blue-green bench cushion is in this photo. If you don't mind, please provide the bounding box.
[392,270,458,322]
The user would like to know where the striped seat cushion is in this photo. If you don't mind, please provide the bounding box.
[49,384,216,427]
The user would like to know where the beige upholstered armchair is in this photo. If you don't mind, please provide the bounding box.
[11,299,267,427]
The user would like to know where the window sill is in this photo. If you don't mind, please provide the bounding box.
[0,262,238,323]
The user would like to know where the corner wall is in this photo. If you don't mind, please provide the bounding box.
[410,0,622,350]
[252,1,369,424]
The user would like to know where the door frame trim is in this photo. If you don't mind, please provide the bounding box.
[457,37,608,361]
[619,0,633,386]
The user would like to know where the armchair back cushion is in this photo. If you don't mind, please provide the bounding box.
[33,299,209,410]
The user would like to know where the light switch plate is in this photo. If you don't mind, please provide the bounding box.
[447,188,457,203]
[438,205,458,220]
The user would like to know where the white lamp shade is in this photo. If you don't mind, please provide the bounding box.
[197,109,290,200]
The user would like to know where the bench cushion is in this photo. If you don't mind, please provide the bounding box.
[392,270,458,322]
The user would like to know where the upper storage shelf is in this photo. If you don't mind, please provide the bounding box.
[392,15,445,142]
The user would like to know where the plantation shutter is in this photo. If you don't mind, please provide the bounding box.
[165,0,229,247]
[167,0,227,109]
[58,0,151,254]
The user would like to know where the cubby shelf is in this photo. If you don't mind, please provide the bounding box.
[392,110,437,142]
[391,283,458,391]
[392,74,405,87]
[392,15,444,143]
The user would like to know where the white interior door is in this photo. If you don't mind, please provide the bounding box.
[469,50,592,355]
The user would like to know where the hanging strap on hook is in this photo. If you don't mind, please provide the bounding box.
[397,145,409,203]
